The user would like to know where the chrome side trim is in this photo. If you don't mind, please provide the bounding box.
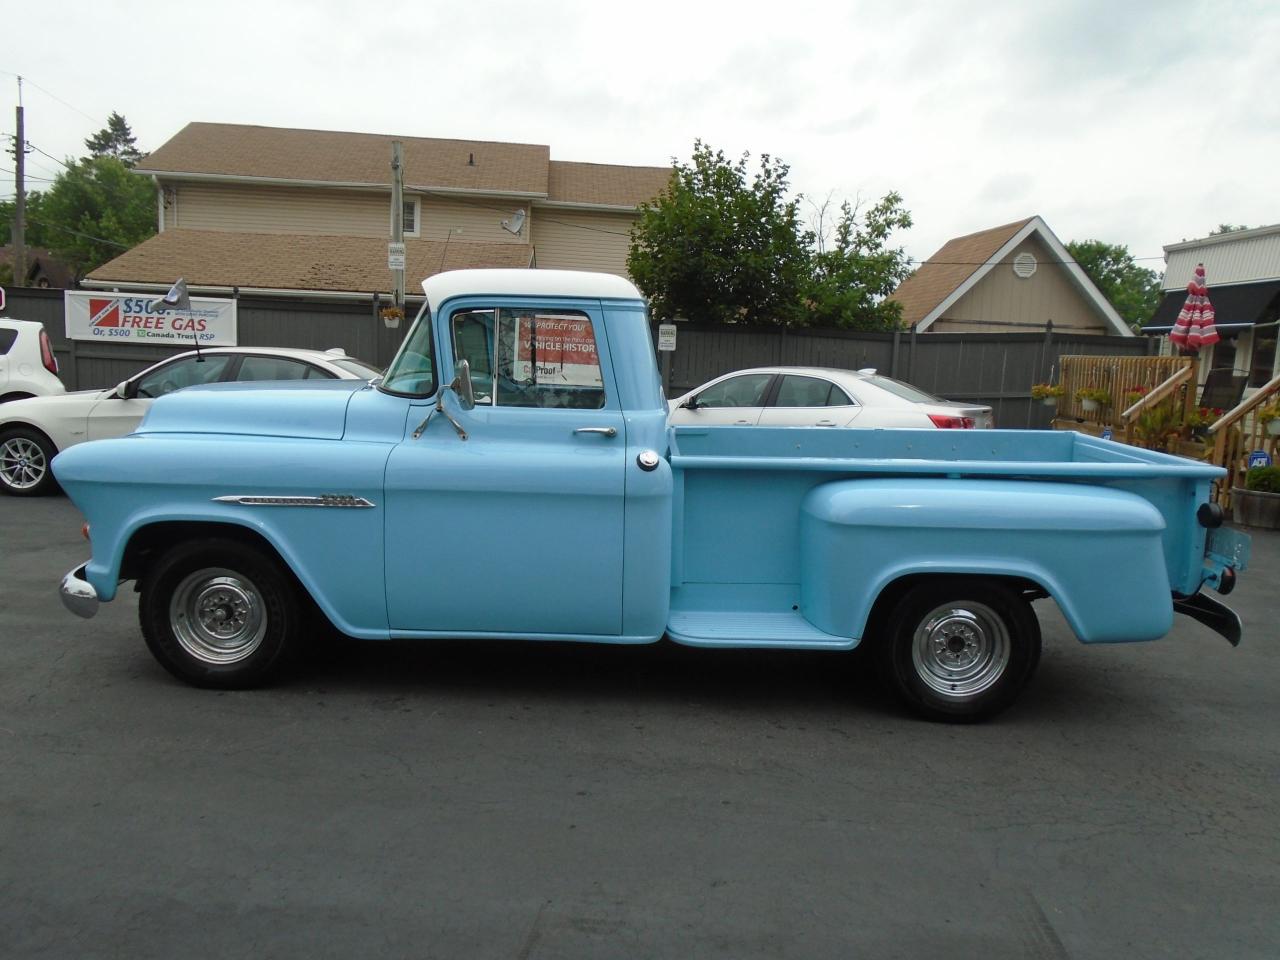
[212,494,376,508]
[60,564,99,619]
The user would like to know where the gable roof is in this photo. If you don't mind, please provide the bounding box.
[136,123,672,209]
[888,216,1131,336]
[83,229,532,297]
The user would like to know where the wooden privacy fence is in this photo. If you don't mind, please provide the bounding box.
[1055,355,1196,429]
[1207,371,1280,508]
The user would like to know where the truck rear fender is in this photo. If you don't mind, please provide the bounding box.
[800,478,1174,645]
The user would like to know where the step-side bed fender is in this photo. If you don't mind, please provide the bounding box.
[799,478,1173,644]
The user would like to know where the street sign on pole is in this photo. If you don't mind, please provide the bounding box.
[387,242,406,272]
[657,323,677,352]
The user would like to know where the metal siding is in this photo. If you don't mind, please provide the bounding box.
[174,182,390,237]
[532,209,635,275]
[942,235,1105,333]
[421,196,525,244]
[1163,232,1280,290]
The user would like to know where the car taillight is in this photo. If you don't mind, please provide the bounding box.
[928,415,975,429]
[39,330,59,375]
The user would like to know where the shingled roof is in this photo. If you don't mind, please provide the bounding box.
[85,229,532,295]
[137,123,671,209]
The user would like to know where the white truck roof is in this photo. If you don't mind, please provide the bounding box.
[421,269,643,310]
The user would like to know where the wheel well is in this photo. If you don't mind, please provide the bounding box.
[862,573,1045,644]
[0,421,56,448]
[122,521,293,585]
[0,392,37,404]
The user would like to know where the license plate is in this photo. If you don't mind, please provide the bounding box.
[1207,527,1251,572]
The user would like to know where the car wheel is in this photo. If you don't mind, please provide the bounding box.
[0,427,59,496]
[139,538,303,688]
[877,578,1041,722]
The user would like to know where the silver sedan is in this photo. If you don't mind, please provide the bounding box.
[668,366,994,429]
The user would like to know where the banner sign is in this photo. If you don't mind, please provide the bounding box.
[64,291,237,346]
[515,314,602,387]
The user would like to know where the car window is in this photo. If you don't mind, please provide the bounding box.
[236,356,328,382]
[697,374,773,408]
[455,307,606,410]
[861,374,943,403]
[329,357,381,379]
[775,375,856,408]
[134,354,234,398]
[0,329,16,355]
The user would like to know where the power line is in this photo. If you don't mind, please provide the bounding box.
[23,213,131,249]
[0,69,99,123]
[25,141,76,172]
[0,167,55,182]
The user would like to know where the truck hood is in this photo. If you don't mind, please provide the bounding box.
[134,379,368,440]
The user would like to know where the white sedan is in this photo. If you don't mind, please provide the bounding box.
[0,346,380,496]
[668,366,994,429]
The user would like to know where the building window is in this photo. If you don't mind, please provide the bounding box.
[397,197,421,238]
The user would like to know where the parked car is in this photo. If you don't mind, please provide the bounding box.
[0,346,380,496]
[668,366,994,429]
[0,318,66,402]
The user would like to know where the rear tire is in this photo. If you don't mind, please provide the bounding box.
[139,539,302,688]
[877,579,1041,722]
[0,427,58,496]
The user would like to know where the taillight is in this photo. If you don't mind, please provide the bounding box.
[39,330,59,375]
[928,414,976,429]
[81,523,91,542]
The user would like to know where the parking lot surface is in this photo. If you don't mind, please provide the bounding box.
[2,494,1277,959]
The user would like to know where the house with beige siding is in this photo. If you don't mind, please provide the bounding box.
[888,216,1130,336]
[84,123,671,300]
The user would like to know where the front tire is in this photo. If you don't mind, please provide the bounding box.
[0,427,58,496]
[139,539,302,688]
[877,579,1041,722]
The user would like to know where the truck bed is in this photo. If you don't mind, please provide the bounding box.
[666,427,1224,648]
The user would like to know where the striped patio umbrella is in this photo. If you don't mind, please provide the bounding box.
[1169,262,1220,351]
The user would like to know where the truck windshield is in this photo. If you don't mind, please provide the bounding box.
[379,303,437,397]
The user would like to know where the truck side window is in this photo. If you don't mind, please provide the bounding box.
[482,308,605,410]
[451,310,496,404]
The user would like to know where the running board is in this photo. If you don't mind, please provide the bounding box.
[666,609,854,650]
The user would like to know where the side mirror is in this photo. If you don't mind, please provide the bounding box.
[679,396,699,410]
[113,381,130,400]
[451,359,475,411]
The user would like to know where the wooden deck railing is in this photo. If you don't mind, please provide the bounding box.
[1205,372,1280,507]
[1057,355,1195,428]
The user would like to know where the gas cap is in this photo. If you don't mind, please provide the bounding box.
[636,450,661,472]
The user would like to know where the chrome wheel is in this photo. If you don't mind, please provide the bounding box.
[910,601,1011,699]
[0,435,47,491]
[169,568,268,665]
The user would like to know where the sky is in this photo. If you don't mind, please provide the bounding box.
[2,0,1276,274]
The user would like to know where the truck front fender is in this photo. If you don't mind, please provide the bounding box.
[799,479,1173,644]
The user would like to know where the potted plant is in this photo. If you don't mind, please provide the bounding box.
[1258,401,1280,437]
[1232,465,1280,528]
[1075,387,1111,414]
[1123,385,1149,408]
[1031,383,1064,407]
[1184,406,1223,440]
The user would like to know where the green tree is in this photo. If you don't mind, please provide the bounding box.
[84,112,144,167]
[1210,224,1250,235]
[32,155,156,279]
[803,192,913,330]
[1066,239,1162,332]
[628,141,813,325]
[1,190,52,248]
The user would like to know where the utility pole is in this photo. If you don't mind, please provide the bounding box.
[390,140,405,311]
[13,77,26,287]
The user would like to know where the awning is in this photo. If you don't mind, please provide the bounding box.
[1144,279,1280,333]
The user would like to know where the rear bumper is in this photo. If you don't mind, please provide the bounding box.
[59,564,99,619]
[1173,593,1242,646]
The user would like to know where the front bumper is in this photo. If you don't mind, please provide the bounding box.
[59,564,99,619]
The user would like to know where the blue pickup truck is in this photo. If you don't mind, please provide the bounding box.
[52,270,1249,721]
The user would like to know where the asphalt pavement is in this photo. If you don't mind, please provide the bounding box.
[1,494,1277,959]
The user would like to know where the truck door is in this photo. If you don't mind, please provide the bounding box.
[384,302,626,637]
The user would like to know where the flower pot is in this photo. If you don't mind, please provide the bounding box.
[1267,419,1280,437]
[1041,397,1058,408]
[1081,398,1099,413]
[1232,486,1280,529]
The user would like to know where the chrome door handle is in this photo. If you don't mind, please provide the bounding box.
[574,427,617,438]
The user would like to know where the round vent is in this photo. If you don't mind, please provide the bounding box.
[1013,252,1037,279]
